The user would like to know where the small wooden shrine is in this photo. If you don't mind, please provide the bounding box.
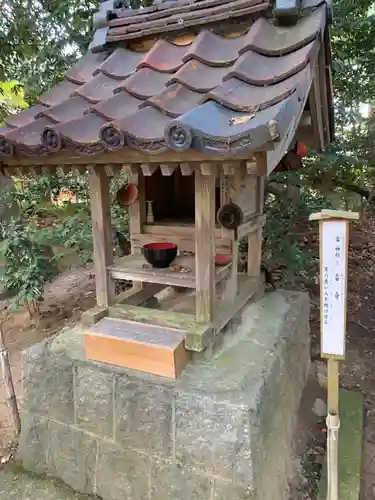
[0,0,333,378]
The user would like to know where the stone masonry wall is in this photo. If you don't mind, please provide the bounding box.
[19,290,310,500]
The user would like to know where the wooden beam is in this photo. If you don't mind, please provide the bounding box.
[200,163,217,176]
[223,162,236,175]
[185,274,263,351]
[128,169,146,273]
[141,163,158,176]
[115,283,166,306]
[267,65,312,174]
[195,168,215,323]
[88,166,116,308]
[104,163,121,177]
[160,163,177,176]
[0,145,275,169]
[180,162,194,176]
[318,40,331,146]
[247,172,264,277]
[309,60,325,152]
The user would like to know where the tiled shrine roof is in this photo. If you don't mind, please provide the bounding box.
[0,0,332,160]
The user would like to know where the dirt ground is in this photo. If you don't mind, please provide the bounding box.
[0,213,374,498]
[0,265,96,450]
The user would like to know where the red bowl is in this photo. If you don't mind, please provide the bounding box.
[215,254,232,266]
[142,242,178,268]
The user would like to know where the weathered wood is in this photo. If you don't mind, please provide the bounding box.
[0,324,21,435]
[81,306,109,327]
[253,153,268,176]
[140,163,158,176]
[267,65,312,174]
[108,254,231,288]
[237,214,266,239]
[309,61,325,152]
[318,43,330,145]
[227,239,238,300]
[128,169,146,248]
[142,222,223,238]
[109,303,204,332]
[309,210,360,222]
[160,163,177,176]
[1,146,274,169]
[247,173,264,277]
[195,168,215,323]
[115,283,166,305]
[180,163,194,176]
[104,163,121,177]
[88,167,116,307]
[200,162,217,176]
[131,233,231,255]
[222,162,236,175]
[84,317,190,378]
[185,274,264,351]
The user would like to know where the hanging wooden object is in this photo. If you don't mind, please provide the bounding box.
[217,202,244,232]
[116,183,138,208]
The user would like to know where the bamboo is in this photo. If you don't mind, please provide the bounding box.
[0,323,21,435]
[326,411,340,500]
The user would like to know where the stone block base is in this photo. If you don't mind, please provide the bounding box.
[18,291,310,500]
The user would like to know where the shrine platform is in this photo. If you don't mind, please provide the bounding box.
[18,290,310,500]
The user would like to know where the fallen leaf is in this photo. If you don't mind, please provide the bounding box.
[229,113,256,125]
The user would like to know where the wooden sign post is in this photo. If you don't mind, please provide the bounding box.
[309,209,359,500]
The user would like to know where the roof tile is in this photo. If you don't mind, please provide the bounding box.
[241,5,325,56]
[90,91,143,120]
[5,104,48,129]
[42,114,107,154]
[38,80,79,107]
[0,3,331,159]
[65,51,109,84]
[225,40,318,85]
[183,30,245,66]
[73,72,125,103]
[117,68,170,99]
[137,40,190,73]
[142,83,203,117]
[167,59,229,92]
[206,69,308,112]
[35,96,91,123]
[95,47,144,79]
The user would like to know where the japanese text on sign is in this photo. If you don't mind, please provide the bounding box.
[320,220,348,358]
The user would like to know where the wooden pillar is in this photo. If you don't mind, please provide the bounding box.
[88,166,115,308]
[247,153,266,277]
[128,166,146,291]
[195,168,215,323]
[128,167,146,254]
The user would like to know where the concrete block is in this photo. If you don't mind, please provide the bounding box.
[47,420,97,495]
[115,378,173,457]
[150,460,211,500]
[175,393,252,485]
[18,413,49,475]
[214,479,253,500]
[18,290,311,500]
[75,365,114,438]
[95,442,149,500]
[22,340,74,424]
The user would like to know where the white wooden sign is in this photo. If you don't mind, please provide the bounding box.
[320,219,348,359]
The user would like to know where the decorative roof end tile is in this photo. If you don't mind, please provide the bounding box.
[89,27,109,53]
[164,122,193,151]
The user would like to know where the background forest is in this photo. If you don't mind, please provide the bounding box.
[0,0,374,310]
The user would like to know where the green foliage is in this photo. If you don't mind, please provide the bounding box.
[0,217,57,310]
